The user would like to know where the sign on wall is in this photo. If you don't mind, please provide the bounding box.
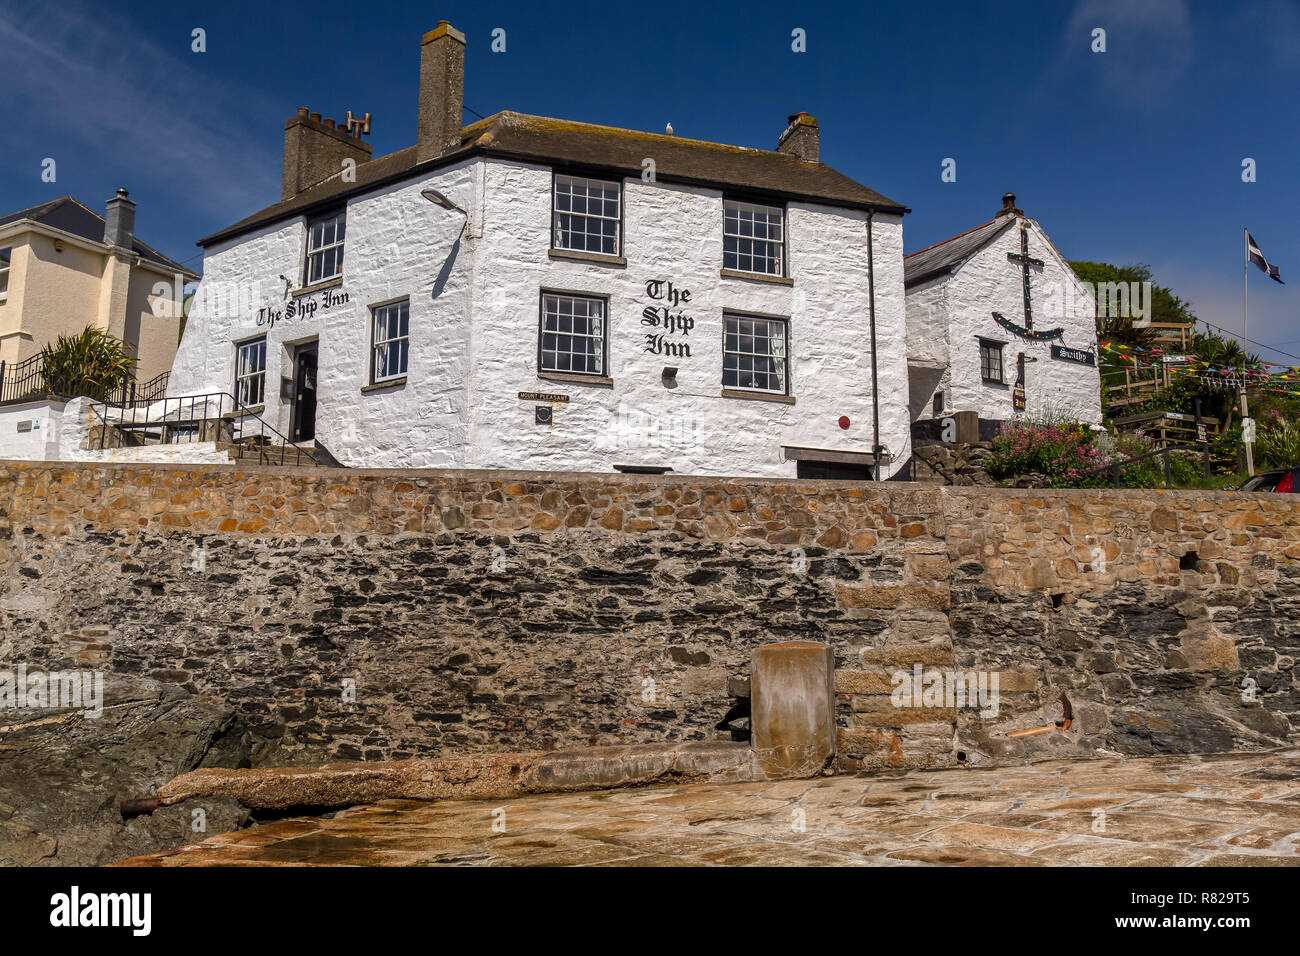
[641,280,694,358]
[1050,345,1095,366]
[1013,353,1027,412]
[257,286,349,330]
[518,391,570,403]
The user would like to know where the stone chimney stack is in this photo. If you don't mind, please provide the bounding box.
[103,188,135,249]
[417,21,466,163]
[995,192,1024,218]
[281,107,373,201]
[776,112,819,163]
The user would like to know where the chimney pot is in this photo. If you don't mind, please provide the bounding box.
[996,192,1023,218]
[282,104,373,200]
[417,21,467,162]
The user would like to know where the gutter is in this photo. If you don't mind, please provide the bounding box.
[0,220,198,282]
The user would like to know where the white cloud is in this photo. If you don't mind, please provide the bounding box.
[1055,0,1195,106]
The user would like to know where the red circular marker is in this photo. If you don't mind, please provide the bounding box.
[838,416,851,429]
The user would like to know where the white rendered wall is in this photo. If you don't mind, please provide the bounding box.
[0,399,63,460]
[467,161,911,476]
[0,398,232,464]
[172,163,476,468]
[172,156,913,477]
[906,218,1101,425]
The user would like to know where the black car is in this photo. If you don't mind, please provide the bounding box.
[1240,467,1300,493]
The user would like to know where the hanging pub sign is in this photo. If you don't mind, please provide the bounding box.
[1050,345,1095,366]
[1012,353,1027,412]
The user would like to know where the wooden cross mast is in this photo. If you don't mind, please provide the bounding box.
[1006,220,1044,328]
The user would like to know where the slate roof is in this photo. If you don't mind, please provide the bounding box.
[199,111,908,248]
[0,196,197,277]
[903,217,1016,288]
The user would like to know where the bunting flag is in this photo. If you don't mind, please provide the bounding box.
[1097,339,1300,396]
[1247,231,1284,284]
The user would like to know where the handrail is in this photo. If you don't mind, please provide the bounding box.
[88,391,322,467]
[1079,442,1213,488]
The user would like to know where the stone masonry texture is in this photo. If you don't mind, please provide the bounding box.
[1,462,1297,772]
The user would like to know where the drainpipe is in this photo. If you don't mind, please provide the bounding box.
[866,209,882,480]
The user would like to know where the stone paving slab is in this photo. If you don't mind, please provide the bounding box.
[116,749,1300,867]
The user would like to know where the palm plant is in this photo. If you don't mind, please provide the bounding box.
[1256,415,1300,468]
[1192,331,1256,369]
[40,327,135,401]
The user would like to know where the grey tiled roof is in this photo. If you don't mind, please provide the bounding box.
[0,196,196,277]
[199,111,908,247]
[904,217,1015,288]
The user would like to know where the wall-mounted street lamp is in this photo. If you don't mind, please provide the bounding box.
[421,187,470,233]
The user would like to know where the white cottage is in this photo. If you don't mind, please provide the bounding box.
[172,21,913,479]
[904,194,1102,438]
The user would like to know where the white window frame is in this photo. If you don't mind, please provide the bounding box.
[0,247,10,300]
[552,173,622,256]
[371,300,410,384]
[305,210,346,285]
[539,291,606,376]
[235,336,267,407]
[723,312,789,394]
[723,199,785,277]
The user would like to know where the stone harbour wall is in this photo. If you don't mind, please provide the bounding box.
[0,462,1297,772]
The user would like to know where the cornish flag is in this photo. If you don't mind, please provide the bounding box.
[1247,230,1284,284]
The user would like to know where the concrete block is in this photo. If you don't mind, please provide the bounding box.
[751,641,835,779]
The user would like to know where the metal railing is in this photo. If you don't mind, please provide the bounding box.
[0,355,170,407]
[88,391,321,467]
[115,371,172,406]
[1080,443,1213,488]
[0,355,48,404]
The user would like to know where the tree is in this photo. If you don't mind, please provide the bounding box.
[1069,260,1207,354]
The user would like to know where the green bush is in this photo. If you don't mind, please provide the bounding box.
[1256,413,1300,469]
[1170,454,1202,485]
[39,327,135,402]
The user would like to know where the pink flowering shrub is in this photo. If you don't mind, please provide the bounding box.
[988,422,1171,488]
[987,421,1111,488]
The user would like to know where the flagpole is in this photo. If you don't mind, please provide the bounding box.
[1243,227,1255,477]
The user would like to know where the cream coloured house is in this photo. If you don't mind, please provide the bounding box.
[0,191,197,390]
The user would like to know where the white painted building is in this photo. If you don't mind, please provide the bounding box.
[171,21,913,479]
[904,194,1102,436]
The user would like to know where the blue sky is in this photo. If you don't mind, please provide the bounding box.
[1,0,1296,360]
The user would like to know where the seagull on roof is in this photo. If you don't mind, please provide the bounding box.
[665,122,673,136]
